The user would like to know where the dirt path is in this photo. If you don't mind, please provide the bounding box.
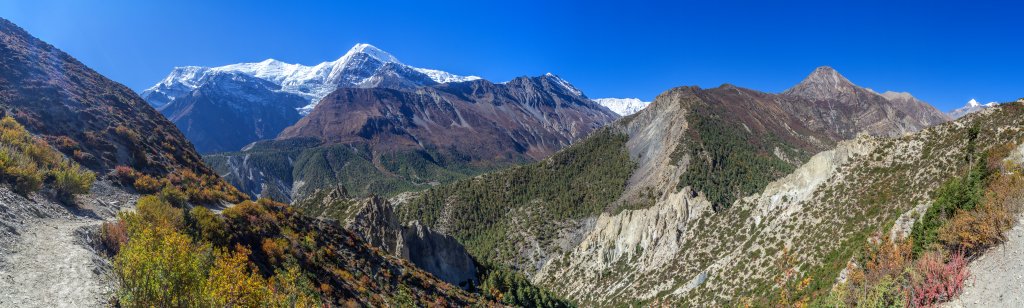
[0,182,133,307]
[944,215,1024,307]
[0,218,111,307]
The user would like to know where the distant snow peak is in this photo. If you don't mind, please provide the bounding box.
[142,43,480,114]
[965,98,997,108]
[345,43,400,64]
[593,98,650,116]
[948,98,999,119]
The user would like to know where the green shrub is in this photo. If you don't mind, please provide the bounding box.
[133,175,163,194]
[124,195,185,233]
[51,162,95,200]
[114,225,212,307]
[159,185,188,207]
[0,116,90,196]
[911,153,991,256]
[189,206,227,245]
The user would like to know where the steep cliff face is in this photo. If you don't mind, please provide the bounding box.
[295,189,479,288]
[534,137,878,303]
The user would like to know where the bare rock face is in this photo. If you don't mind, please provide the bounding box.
[400,220,479,288]
[344,196,403,253]
[336,195,479,288]
[783,66,862,101]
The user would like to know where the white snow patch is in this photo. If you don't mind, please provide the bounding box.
[593,98,651,116]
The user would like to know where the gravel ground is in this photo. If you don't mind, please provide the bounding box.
[944,215,1024,307]
[0,182,134,308]
[0,219,111,307]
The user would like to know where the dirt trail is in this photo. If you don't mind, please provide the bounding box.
[0,182,133,307]
[0,218,111,307]
[944,215,1024,307]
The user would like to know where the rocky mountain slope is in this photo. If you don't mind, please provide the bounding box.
[207,73,619,202]
[0,17,209,176]
[142,44,481,153]
[155,72,308,153]
[391,67,967,306]
[782,66,950,137]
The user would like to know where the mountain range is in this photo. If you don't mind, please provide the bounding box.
[386,65,972,306]
[0,17,505,307]
[206,72,618,202]
[140,44,482,153]
[4,12,1023,308]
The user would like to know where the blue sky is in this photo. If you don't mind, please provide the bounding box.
[2,0,1021,111]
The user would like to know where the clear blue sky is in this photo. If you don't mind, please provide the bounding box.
[2,0,1021,111]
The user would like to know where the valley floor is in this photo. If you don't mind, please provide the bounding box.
[944,214,1024,307]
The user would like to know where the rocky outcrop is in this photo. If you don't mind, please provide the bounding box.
[320,194,480,288]
[399,220,479,288]
[536,102,1024,306]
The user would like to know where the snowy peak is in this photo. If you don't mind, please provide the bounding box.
[542,73,584,97]
[948,99,999,119]
[965,98,997,108]
[142,43,480,114]
[593,98,650,116]
[343,43,400,64]
[783,66,859,100]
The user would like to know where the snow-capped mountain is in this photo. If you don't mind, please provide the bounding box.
[141,43,485,153]
[592,98,650,116]
[208,74,619,201]
[948,99,999,119]
[142,43,480,114]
